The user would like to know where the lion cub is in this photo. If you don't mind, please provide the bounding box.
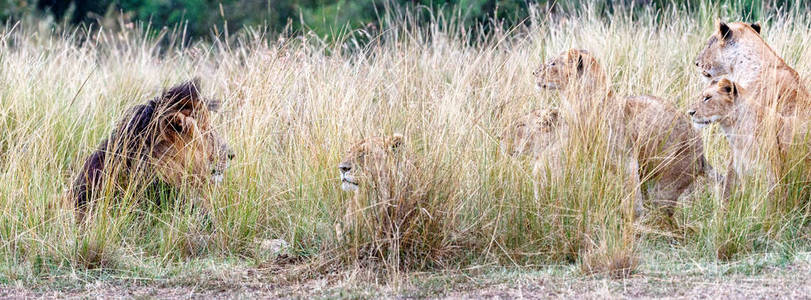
[535,49,713,216]
[500,108,564,157]
[500,107,568,191]
[688,78,811,198]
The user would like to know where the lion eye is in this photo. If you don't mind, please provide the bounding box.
[703,96,711,102]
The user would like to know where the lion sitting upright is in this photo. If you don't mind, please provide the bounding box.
[70,79,235,223]
[688,78,811,199]
[534,49,714,216]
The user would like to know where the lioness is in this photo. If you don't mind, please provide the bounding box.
[688,78,810,199]
[695,21,810,116]
[71,79,234,223]
[336,134,426,256]
[338,134,411,192]
[535,49,713,215]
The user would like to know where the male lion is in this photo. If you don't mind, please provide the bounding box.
[71,79,234,223]
[695,21,810,116]
[688,78,811,199]
[535,49,714,216]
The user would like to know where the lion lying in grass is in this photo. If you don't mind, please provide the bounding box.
[500,108,564,158]
[337,134,420,234]
[70,79,234,223]
[337,133,440,264]
[500,107,569,189]
[534,49,714,216]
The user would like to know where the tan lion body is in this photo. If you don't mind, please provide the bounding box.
[336,134,422,243]
[695,21,810,117]
[536,49,711,215]
[689,78,811,198]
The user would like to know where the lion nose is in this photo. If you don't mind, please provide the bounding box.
[687,110,696,116]
[338,163,351,173]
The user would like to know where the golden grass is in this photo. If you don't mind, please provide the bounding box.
[0,4,810,283]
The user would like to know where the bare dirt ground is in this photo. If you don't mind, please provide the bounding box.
[442,262,811,299]
[2,257,809,299]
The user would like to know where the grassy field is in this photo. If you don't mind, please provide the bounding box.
[1,2,810,297]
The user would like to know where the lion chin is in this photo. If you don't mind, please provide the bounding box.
[212,174,224,184]
[341,182,359,191]
[341,180,358,191]
[691,116,720,129]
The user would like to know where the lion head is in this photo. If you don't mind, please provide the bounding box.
[338,134,406,192]
[694,21,762,80]
[533,49,607,91]
[148,80,235,187]
[72,79,234,221]
[688,78,741,129]
[500,108,561,157]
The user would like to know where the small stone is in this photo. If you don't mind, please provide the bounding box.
[258,239,290,258]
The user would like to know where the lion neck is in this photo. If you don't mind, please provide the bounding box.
[719,100,762,166]
[559,76,616,118]
[723,37,786,89]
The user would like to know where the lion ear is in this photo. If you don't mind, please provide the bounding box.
[566,49,586,74]
[750,22,761,34]
[576,55,584,74]
[387,133,405,152]
[731,82,739,98]
[548,109,559,121]
[717,78,735,95]
[719,21,732,41]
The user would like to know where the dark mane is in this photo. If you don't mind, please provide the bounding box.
[71,79,205,221]
[159,79,203,112]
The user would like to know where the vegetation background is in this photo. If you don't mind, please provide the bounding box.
[0,0,810,297]
[2,0,807,40]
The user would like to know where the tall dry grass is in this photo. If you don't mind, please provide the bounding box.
[0,3,810,283]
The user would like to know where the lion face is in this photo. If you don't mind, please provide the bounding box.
[501,108,560,156]
[338,134,404,192]
[688,78,739,129]
[151,81,235,187]
[694,21,761,80]
[533,49,603,91]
